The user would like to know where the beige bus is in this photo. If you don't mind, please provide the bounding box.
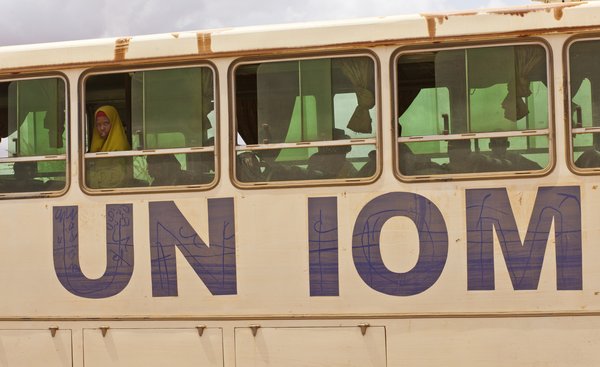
[0,1,598,366]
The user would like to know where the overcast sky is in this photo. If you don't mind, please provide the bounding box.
[1,0,533,46]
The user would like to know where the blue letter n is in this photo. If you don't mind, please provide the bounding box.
[149,199,236,297]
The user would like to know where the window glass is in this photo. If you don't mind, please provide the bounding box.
[569,40,600,169]
[234,56,377,183]
[0,77,66,194]
[83,66,215,190]
[396,44,549,178]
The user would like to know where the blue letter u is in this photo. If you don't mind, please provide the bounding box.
[53,205,134,299]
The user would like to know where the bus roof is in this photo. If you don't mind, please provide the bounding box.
[0,1,598,72]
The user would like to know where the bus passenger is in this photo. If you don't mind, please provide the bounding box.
[444,139,512,173]
[488,136,541,170]
[87,105,132,188]
[396,124,443,175]
[575,148,600,168]
[307,128,357,179]
[237,152,267,182]
[90,105,130,152]
[146,154,194,186]
[9,161,46,192]
[357,149,376,177]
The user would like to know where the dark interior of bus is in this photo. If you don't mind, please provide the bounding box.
[83,68,215,189]
[234,57,377,182]
[0,78,66,192]
[396,44,550,176]
[3,41,600,193]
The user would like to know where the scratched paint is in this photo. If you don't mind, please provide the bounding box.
[149,199,236,297]
[197,32,212,54]
[422,15,448,38]
[488,2,581,19]
[114,37,131,61]
[308,197,339,297]
[352,192,448,296]
[466,186,582,291]
[53,205,134,299]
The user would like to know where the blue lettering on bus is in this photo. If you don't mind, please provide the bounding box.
[53,205,134,299]
[352,192,448,296]
[149,198,237,297]
[466,186,582,290]
[308,197,339,296]
[51,187,583,299]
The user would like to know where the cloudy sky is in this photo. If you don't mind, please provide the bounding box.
[1,0,534,46]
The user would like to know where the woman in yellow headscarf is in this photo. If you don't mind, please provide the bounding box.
[90,105,131,152]
[87,106,132,188]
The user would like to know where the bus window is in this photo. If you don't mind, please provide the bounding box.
[396,44,550,179]
[568,39,600,170]
[83,65,216,191]
[0,77,67,195]
[234,55,377,185]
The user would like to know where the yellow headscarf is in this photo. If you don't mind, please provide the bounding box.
[90,105,131,152]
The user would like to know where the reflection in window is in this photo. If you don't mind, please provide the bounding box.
[0,78,66,194]
[83,66,216,189]
[234,56,377,184]
[569,40,600,169]
[396,44,549,177]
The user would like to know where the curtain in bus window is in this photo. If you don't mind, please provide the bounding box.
[397,54,434,118]
[201,70,213,131]
[467,47,519,133]
[466,45,548,139]
[434,50,467,133]
[7,79,65,157]
[256,60,333,145]
[235,65,259,145]
[503,46,544,122]
[256,59,333,163]
[338,58,375,134]
[131,67,212,150]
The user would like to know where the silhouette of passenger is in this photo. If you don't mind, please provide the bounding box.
[10,161,46,191]
[307,129,357,179]
[146,154,193,186]
[488,136,541,170]
[444,139,512,173]
[575,148,600,168]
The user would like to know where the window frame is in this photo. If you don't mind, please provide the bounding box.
[0,72,69,199]
[79,61,219,194]
[564,34,600,175]
[229,50,381,189]
[392,39,555,182]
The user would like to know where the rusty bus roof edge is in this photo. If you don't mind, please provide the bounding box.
[0,1,596,72]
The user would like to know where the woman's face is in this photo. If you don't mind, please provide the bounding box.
[95,114,111,139]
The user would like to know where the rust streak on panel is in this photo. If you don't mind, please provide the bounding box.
[554,7,564,21]
[3,21,600,76]
[426,17,436,38]
[489,2,582,18]
[197,32,212,53]
[494,9,529,17]
[422,15,447,39]
[114,37,131,61]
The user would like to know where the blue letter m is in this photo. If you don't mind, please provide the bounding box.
[466,186,582,291]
